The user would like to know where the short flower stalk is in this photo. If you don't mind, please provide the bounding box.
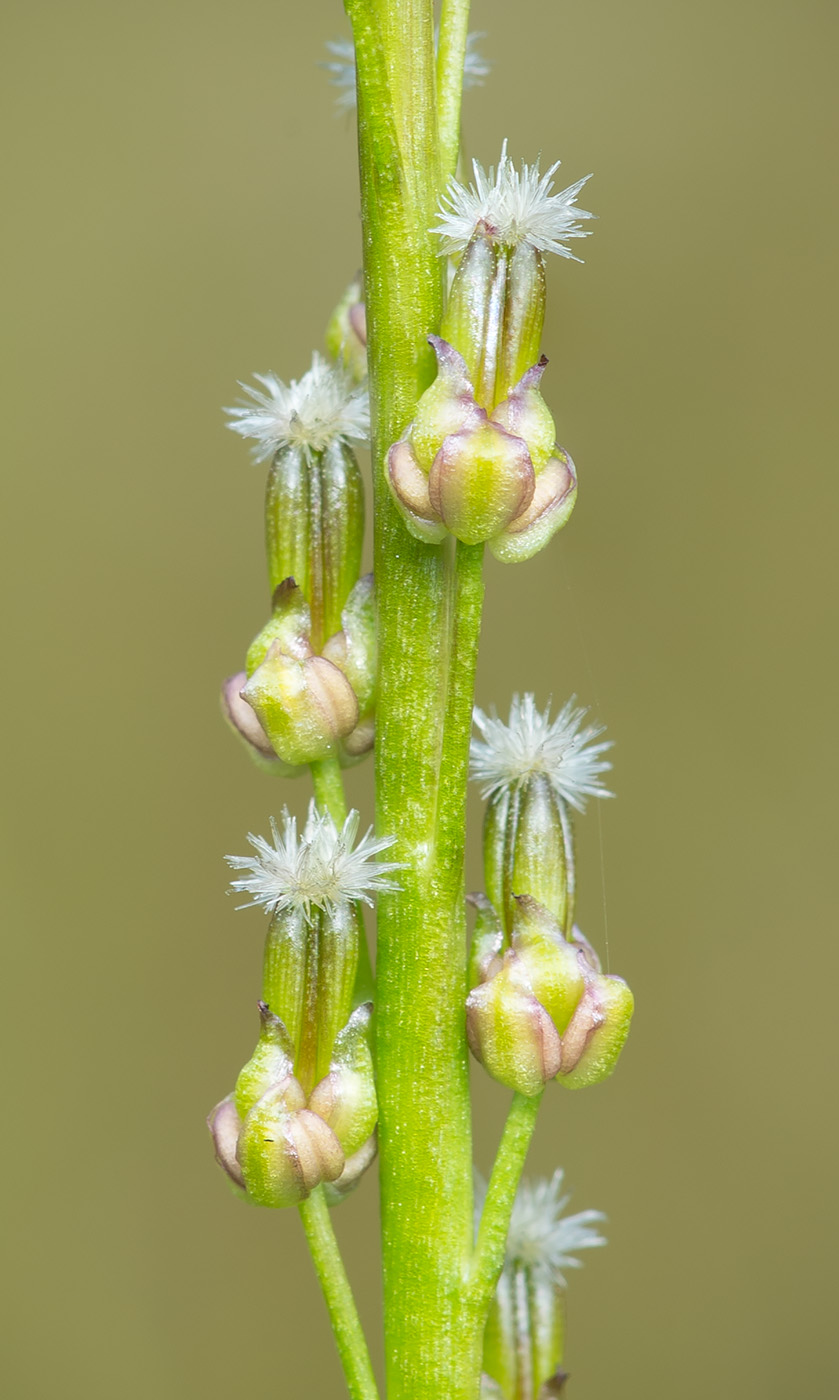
[207,5,633,1398]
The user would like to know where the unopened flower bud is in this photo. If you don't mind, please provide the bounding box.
[239,577,376,769]
[467,895,634,1096]
[242,643,359,767]
[237,1079,345,1208]
[308,1003,377,1157]
[386,334,576,558]
[325,277,368,383]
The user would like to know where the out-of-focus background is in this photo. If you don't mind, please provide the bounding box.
[2,1,836,1395]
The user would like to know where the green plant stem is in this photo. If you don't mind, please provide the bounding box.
[349,0,487,1393]
[298,1187,380,1400]
[311,757,349,824]
[436,0,472,179]
[469,1092,543,1318]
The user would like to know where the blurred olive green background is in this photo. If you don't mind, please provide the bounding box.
[2,1,837,1395]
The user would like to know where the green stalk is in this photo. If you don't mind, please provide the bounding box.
[469,1093,542,1319]
[348,0,484,1393]
[298,1187,380,1400]
[436,0,472,179]
[311,757,349,824]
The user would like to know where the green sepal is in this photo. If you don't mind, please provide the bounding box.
[557,975,634,1089]
[234,1002,295,1120]
[467,892,505,989]
[245,579,311,678]
[510,896,585,1037]
[261,907,307,1060]
[237,1078,344,1208]
[308,1003,378,1158]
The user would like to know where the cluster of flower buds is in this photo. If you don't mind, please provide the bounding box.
[209,1001,378,1208]
[222,354,375,772]
[209,806,401,1207]
[467,896,633,1097]
[223,573,376,771]
[387,145,592,561]
[478,1171,605,1399]
[466,695,633,1096]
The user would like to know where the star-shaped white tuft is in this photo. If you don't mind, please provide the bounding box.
[225,353,369,462]
[471,694,613,813]
[226,803,402,920]
[433,139,594,258]
[503,1170,607,1285]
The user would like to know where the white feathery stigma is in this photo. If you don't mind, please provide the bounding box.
[226,802,402,920]
[225,353,369,461]
[323,33,489,114]
[322,39,357,113]
[503,1170,607,1285]
[433,139,594,258]
[470,693,613,812]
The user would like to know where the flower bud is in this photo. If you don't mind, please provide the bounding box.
[239,577,376,768]
[242,643,359,767]
[466,897,631,1096]
[308,1003,377,1157]
[325,276,368,383]
[386,336,575,558]
[237,1078,345,1208]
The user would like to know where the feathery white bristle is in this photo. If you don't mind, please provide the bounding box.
[226,803,402,919]
[433,140,594,258]
[225,353,369,461]
[470,693,613,812]
[504,1170,607,1283]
